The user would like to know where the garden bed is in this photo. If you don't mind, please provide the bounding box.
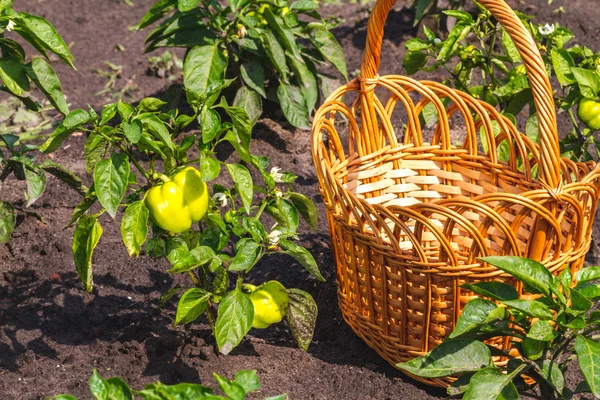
[1,0,599,398]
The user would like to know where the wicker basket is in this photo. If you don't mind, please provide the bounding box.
[311,0,600,387]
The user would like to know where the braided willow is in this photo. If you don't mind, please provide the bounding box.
[311,0,600,387]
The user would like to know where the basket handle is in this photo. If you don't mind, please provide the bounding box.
[360,0,561,188]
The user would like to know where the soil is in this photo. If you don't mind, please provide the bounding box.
[1,0,599,399]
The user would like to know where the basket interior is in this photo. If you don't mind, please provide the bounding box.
[315,76,596,276]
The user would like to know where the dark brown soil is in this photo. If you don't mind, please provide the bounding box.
[1,0,599,399]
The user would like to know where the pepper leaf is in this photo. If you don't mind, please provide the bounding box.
[72,214,103,292]
[175,288,211,326]
[93,153,130,219]
[279,239,324,282]
[225,163,253,214]
[215,288,253,355]
[120,201,149,258]
[286,288,318,351]
[0,201,16,244]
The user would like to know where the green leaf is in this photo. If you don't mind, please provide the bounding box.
[502,299,553,319]
[480,256,556,298]
[463,364,527,400]
[437,22,471,61]
[168,246,216,273]
[99,103,117,125]
[538,359,565,395]
[501,28,521,63]
[0,201,16,244]
[136,0,176,30]
[290,0,318,11]
[200,108,221,143]
[53,396,78,400]
[183,43,228,101]
[551,49,575,86]
[138,381,214,398]
[277,82,310,129]
[67,186,97,228]
[72,214,102,292]
[14,12,75,68]
[279,239,324,281]
[461,281,519,302]
[229,238,261,272]
[403,51,428,75]
[139,97,167,112]
[221,103,252,150]
[39,160,88,196]
[123,118,143,143]
[93,153,130,219]
[522,337,545,360]
[261,30,287,80]
[213,374,246,400]
[240,59,266,98]
[397,339,492,378]
[11,156,46,207]
[177,0,200,12]
[306,22,347,80]
[120,201,148,257]
[25,57,68,115]
[449,298,498,338]
[575,284,600,300]
[89,369,133,400]
[138,114,175,150]
[576,266,600,285]
[225,163,253,214]
[573,67,600,99]
[527,320,556,341]
[289,192,318,229]
[286,53,318,112]
[525,113,539,144]
[233,86,262,126]
[0,58,29,96]
[199,152,220,182]
[575,335,600,398]
[175,288,210,326]
[443,10,473,23]
[84,131,110,174]
[0,38,25,63]
[569,287,592,314]
[40,109,91,153]
[286,288,318,351]
[234,370,261,393]
[405,38,429,52]
[265,199,298,233]
[215,288,253,355]
[0,0,13,12]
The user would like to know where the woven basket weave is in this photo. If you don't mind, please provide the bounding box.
[311,0,600,387]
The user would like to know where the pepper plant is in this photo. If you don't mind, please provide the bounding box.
[54,369,287,400]
[134,0,347,129]
[41,79,323,354]
[398,256,600,400]
[0,1,84,243]
[403,6,600,162]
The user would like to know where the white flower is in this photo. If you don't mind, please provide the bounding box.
[539,23,555,36]
[6,20,15,32]
[433,38,442,45]
[213,192,228,207]
[268,229,282,246]
[270,167,284,183]
[275,189,283,198]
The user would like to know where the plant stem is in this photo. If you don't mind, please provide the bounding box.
[119,144,150,181]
